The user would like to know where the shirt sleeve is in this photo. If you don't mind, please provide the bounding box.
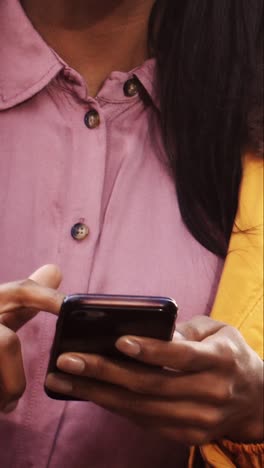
[188,440,264,468]
[210,152,263,357]
[188,153,264,468]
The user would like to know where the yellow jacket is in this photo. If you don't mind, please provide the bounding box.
[189,153,264,467]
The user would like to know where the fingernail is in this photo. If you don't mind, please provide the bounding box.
[116,338,141,356]
[46,374,73,394]
[58,356,85,375]
[2,400,18,413]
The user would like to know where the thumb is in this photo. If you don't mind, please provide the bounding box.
[29,264,62,289]
[176,316,226,342]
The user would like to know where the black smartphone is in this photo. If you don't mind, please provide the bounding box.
[45,294,178,400]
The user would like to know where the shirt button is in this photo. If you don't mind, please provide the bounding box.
[123,78,139,97]
[84,109,100,129]
[71,223,89,241]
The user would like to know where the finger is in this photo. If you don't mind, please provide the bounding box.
[0,324,26,410]
[45,373,223,435]
[29,264,62,289]
[45,372,149,416]
[0,277,64,316]
[176,316,225,341]
[57,353,174,396]
[121,411,216,446]
[7,264,63,329]
[56,353,229,403]
[115,336,220,371]
[139,423,212,446]
[0,277,64,331]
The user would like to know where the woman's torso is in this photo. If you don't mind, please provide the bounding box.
[0,1,223,466]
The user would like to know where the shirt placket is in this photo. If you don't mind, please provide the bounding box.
[16,76,108,468]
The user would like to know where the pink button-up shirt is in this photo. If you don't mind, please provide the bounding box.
[0,1,223,466]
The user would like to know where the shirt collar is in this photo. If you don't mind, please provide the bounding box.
[0,0,63,110]
[134,59,160,110]
[0,0,159,111]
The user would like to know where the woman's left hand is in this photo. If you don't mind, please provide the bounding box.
[45,316,264,445]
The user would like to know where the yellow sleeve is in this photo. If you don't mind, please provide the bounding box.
[211,152,263,358]
[189,440,264,468]
[189,153,264,468]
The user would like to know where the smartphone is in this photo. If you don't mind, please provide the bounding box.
[45,294,178,400]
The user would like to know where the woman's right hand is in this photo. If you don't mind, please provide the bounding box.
[0,264,64,413]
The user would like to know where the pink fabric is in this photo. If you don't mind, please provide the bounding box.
[0,0,223,466]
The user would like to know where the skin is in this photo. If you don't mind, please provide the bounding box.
[45,318,264,445]
[0,265,64,412]
[21,0,155,96]
[0,265,263,443]
[1,0,263,447]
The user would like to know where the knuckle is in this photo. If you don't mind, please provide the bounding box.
[89,355,106,378]
[200,408,223,429]
[214,336,240,369]
[213,383,233,404]
[15,279,34,305]
[224,345,240,371]
[0,329,21,356]
[227,325,242,340]
[129,372,169,396]
[129,377,148,394]
[131,375,157,395]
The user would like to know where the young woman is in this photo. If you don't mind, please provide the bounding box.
[0,0,263,466]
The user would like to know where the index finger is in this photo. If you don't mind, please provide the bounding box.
[115,336,219,372]
[0,280,64,316]
[29,264,62,289]
[0,282,64,331]
[0,264,64,317]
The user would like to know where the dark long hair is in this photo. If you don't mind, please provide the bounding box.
[149,1,263,257]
